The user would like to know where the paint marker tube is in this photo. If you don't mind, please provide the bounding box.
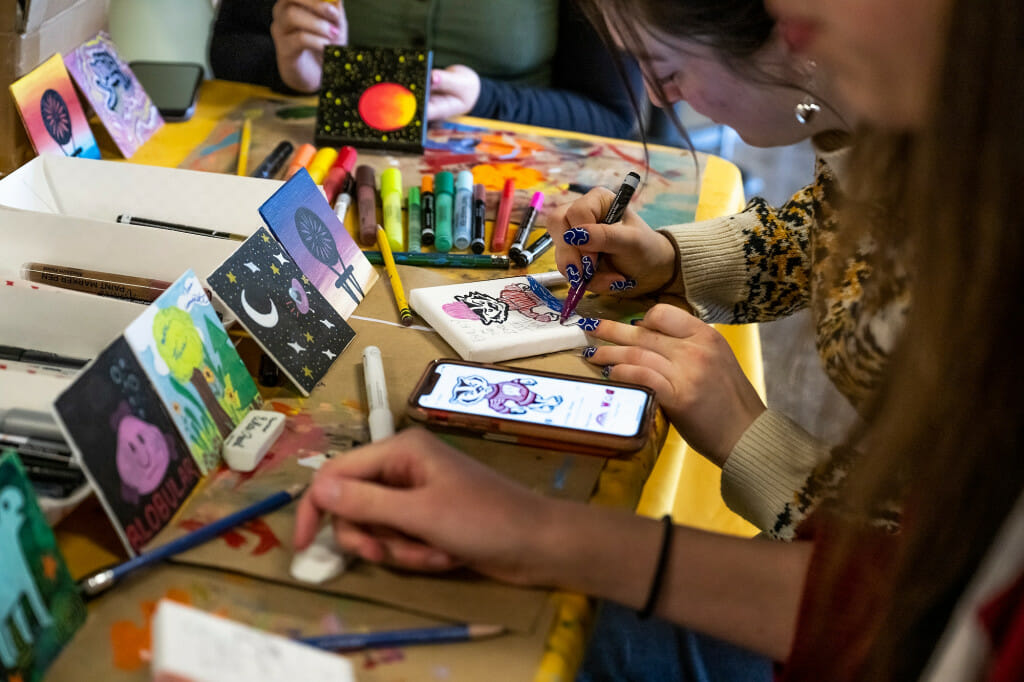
[380,168,404,252]
[356,165,378,246]
[420,175,435,246]
[306,147,339,185]
[362,346,395,442]
[507,192,544,261]
[322,145,357,204]
[284,143,316,180]
[453,170,473,250]
[491,178,515,251]
[511,232,553,267]
[471,183,486,254]
[407,186,422,252]
[434,171,454,252]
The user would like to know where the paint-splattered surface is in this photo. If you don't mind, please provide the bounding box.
[178,98,703,232]
[44,564,556,682]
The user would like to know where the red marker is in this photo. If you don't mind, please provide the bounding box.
[491,178,515,252]
[322,146,358,205]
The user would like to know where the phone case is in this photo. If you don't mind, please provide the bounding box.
[406,359,656,456]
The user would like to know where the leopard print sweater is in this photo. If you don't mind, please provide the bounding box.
[658,144,910,538]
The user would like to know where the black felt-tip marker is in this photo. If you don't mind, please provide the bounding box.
[511,232,553,267]
[249,141,294,179]
[507,191,544,261]
[471,183,486,254]
[420,174,436,246]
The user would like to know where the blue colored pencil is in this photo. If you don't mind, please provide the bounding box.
[299,623,505,651]
[78,483,306,597]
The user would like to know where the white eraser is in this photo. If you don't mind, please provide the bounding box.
[291,525,347,584]
[152,600,354,682]
[222,410,286,472]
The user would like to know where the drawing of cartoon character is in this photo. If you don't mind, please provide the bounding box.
[0,486,54,669]
[112,405,172,504]
[499,283,559,323]
[88,49,132,110]
[451,375,562,415]
[449,291,509,325]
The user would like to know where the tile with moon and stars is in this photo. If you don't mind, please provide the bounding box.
[208,228,356,396]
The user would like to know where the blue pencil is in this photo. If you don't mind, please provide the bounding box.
[299,623,505,651]
[78,483,306,598]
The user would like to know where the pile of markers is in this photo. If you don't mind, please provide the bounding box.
[253,141,553,269]
[0,407,85,498]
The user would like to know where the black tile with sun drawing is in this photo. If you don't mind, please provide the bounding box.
[315,45,432,153]
[208,228,355,396]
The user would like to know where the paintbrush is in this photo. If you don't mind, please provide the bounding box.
[78,483,307,598]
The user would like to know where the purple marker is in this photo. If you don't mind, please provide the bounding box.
[507,191,544,260]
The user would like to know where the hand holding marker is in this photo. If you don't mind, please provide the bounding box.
[559,171,641,322]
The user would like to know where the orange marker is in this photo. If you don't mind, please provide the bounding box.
[284,143,317,180]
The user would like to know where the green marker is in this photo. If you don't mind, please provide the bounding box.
[407,186,422,252]
[362,252,510,269]
[434,171,454,252]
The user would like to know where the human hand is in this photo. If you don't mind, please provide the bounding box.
[583,306,765,467]
[548,188,678,297]
[270,0,346,93]
[426,65,481,121]
[293,427,556,584]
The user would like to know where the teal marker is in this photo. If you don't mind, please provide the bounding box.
[380,167,404,251]
[434,171,454,252]
[407,186,422,252]
[453,170,473,250]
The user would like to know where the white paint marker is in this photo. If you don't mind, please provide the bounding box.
[362,345,395,442]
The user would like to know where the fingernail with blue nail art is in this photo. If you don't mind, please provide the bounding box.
[576,318,600,331]
[609,279,637,292]
[582,346,597,358]
[563,227,590,245]
[581,255,595,279]
[566,263,582,289]
[601,365,613,378]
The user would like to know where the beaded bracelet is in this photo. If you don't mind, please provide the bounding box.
[639,514,674,619]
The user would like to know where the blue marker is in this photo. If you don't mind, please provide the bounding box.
[453,170,474,250]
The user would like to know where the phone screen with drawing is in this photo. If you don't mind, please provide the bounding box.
[407,359,656,455]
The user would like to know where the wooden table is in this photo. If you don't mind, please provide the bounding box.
[48,79,757,681]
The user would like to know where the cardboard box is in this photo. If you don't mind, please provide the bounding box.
[0,154,281,419]
[0,155,281,520]
[1,0,110,174]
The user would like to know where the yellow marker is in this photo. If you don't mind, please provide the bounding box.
[307,147,339,184]
[236,118,251,176]
[376,225,413,326]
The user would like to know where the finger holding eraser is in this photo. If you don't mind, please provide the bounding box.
[222,410,286,472]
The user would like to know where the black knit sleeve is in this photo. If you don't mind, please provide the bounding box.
[469,0,643,138]
[208,0,296,94]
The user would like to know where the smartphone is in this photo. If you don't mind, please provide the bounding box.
[128,61,204,122]
[407,359,657,456]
